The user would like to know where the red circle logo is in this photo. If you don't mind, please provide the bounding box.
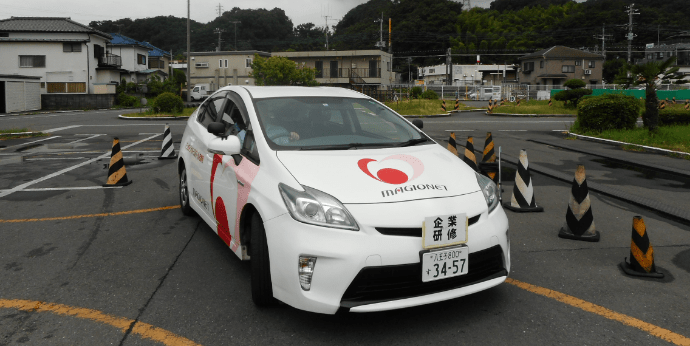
[358,154,424,185]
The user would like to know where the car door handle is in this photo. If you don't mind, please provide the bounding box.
[237,180,245,187]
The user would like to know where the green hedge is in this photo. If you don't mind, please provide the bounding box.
[577,94,640,132]
[554,89,592,108]
[116,93,139,107]
[420,89,439,100]
[656,109,690,126]
[152,92,184,113]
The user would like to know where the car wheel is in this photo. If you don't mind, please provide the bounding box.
[250,212,275,306]
[179,166,194,216]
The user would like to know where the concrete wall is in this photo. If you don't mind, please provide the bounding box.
[42,94,115,110]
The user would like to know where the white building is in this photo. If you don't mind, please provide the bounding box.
[0,17,119,94]
[418,64,517,86]
[109,34,171,83]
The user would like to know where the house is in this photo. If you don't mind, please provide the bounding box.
[186,51,271,90]
[518,46,604,87]
[0,17,119,95]
[272,50,394,88]
[109,33,155,83]
[418,64,517,86]
[637,32,690,79]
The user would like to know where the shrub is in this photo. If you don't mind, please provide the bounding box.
[116,92,139,107]
[152,92,184,113]
[554,89,593,108]
[577,94,640,132]
[563,78,586,89]
[420,89,439,100]
[125,82,138,93]
[656,109,690,126]
[411,86,423,99]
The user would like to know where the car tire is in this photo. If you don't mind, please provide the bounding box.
[250,212,275,306]
[179,166,195,216]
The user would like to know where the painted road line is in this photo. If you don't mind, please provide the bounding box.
[0,299,201,346]
[498,130,528,132]
[443,130,474,132]
[0,136,61,151]
[25,157,88,161]
[0,133,161,198]
[0,186,123,192]
[0,205,179,223]
[68,134,105,143]
[81,124,187,127]
[506,278,690,345]
[42,125,82,133]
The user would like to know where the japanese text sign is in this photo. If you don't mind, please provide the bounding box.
[422,213,468,249]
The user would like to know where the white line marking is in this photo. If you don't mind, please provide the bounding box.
[25,157,87,161]
[0,133,161,198]
[0,186,123,192]
[68,134,104,144]
[42,125,81,133]
[0,136,61,151]
[138,133,161,135]
[498,130,528,132]
[444,130,474,132]
[80,124,186,127]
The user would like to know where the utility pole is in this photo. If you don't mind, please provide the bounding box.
[230,21,241,51]
[186,0,190,102]
[374,13,385,50]
[593,24,613,59]
[216,3,223,17]
[388,18,392,54]
[323,15,332,50]
[446,48,452,86]
[214,28,224,51]
[625,3,640,63]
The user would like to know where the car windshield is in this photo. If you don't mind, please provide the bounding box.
[254,97,427,150]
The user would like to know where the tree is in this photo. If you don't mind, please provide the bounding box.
[615,56,683,132]
[250,54,318,86]
[554,78,592,107]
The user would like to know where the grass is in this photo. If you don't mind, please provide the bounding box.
[384,99,477,116]
[0,128,48,140]
[490,99,577,115]
[572,124,690,155]
[125,107,196,118]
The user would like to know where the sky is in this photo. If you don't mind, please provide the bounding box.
[1,0,496,27]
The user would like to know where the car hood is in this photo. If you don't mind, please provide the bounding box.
[276,144,481,204]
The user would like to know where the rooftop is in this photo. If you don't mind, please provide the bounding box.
[0,17,111,39]
[520,46,604,60]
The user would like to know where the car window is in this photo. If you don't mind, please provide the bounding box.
[253,97,424,150]
[197,91,228,128]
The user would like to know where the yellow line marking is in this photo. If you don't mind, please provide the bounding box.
[0,299,201,346]
[506,278,690,346]
[0,205,180,223]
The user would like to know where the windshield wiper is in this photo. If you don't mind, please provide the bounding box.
[396,138,429,147]
[298,142,390,150]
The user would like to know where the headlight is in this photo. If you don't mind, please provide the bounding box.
[475,172,499,213]
[279,183,359,231]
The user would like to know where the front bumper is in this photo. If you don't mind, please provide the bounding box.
[263,194,510,314]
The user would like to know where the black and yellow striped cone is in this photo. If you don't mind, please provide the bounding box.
[103,137,132,187]
[558,165,599,242]
[158,124,176,160]
[672,96,676,104]
[516,99,521,107]
[504,149,543,212]
[685,100,689,110]
[441,99,446,112]
[454,98,459,110]
[479,132,498,183]
[548,99,552,107]
[447,132,458,156]
[462,137,478,171]
[620,216,664,278]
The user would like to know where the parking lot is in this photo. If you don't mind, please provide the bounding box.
[1,109,689,345]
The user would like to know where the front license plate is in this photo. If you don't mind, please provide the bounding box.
[421,246,469,282]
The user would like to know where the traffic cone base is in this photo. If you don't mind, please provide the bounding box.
[503,203,543,212]
[558,228,600,242]
[619,216,664,279]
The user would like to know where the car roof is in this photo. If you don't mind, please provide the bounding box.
[231,86,370,99]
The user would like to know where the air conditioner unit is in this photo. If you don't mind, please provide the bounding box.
[584,69,592,75]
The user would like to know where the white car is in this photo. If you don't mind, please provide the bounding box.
[177,86,510,314]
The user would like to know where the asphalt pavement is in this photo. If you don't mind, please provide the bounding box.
[0,108,689,345]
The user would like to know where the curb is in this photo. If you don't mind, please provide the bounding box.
[438,137,690,224]
[565,132,690,159]
[453,109,486,113]
[118,115,190,120]
[487,112,576,117]
[528,138,690,178]
[402,113,451,118]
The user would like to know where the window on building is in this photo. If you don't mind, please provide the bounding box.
[540,60,544,68]
[562,65,575,73]
[219,59,223,68]
[246,58,252,68]
[668,52,672,57]
[387,61,391,71]
[588,61,596,68]
[67,82,86,93]
[47,83,65,93]
[429,68,435,73]
[19,55,46,68]
[657,52,664,59]
[224,59,228,68]
[523,62,534,71]
[575,60,582,66]
[647,53,653,60]
[0,32,8,37]
[137,54,146,65]
[63,43,82,52]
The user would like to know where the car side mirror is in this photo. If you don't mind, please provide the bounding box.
[208,136,241,156]
[412,119,423,129]
[207,122,225,136]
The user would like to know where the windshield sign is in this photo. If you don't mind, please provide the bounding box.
[254,97,427,150]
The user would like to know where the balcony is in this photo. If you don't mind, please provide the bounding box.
[98,53,122,68]
[316,68,381,80]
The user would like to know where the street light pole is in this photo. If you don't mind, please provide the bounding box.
[186,0,191,102]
